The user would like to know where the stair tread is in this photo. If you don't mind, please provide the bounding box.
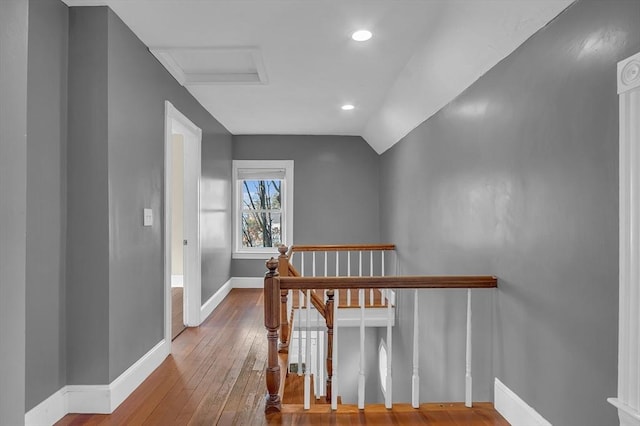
[282,373,316,404]
[280,402,497,414]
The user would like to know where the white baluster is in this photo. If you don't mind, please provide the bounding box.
[370,251,374,276]
[287,289,292,327]
[324,251,328,277]
[316,310,321,399]
[332,289,339,410]
[312,252,316,277]
[358,288,366,409]
[324,251,328,322]
[385,287,393,409]
[465,289,473,407]
[370,251,374,305]
[305,289,311,409]
[335,251,339,277]
[298,290,303,376]
[301,252,305,277]
[381,252,387,307]
[347,252,351,306]
[412,289,420,408]
[358,251,363,308]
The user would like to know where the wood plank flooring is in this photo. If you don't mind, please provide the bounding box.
[55,288,509,426]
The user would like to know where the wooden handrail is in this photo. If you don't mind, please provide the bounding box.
[277,275,497,290]
[288,244,396,256]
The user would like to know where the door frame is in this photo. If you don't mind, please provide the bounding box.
[608,51,640,425]
[164,101,202,345]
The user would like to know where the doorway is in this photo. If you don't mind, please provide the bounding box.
[171,133,186,339]
[164,101,202,347]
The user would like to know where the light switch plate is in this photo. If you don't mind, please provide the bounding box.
[143,208,153,226]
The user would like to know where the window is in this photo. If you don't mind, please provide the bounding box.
[232,160,293,259]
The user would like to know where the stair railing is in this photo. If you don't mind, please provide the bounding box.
[277,244,396,350]
[275,244,396,404]
[264,258,497,414]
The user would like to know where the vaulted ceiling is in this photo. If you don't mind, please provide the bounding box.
[62,0,574,153]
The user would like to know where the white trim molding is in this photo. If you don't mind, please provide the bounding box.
[231,276,264,288]
[25,340,168,425]
[610,51,640,426]
[200,278,233,323]
[164,101,203,334]
[24,388,67,426]
[494,378,552,426]
[231,160,294,259]
[26,277,267,425]
[200,278,264,323]
[171,274,184,287]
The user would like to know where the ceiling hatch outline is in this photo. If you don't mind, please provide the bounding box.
[150,46,268,86]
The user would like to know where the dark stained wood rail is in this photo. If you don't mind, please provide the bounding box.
[287,243,396,257]
[277,275,497,290]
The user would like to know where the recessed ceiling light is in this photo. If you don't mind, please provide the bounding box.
[341,104,355,111]
[351,30,372,42]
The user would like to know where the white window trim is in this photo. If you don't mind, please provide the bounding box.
[232,160,293,259]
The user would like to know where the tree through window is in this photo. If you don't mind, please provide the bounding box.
[241,179,282,248]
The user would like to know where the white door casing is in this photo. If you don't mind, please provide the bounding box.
[608,51,640,426]
[164,101,202,345]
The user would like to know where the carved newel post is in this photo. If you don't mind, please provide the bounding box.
[264,258,281,413]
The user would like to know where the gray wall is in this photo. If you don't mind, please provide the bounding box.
[379,0,640,424]
[201,132,233,300]
[67,6,110,384]
[26,0,69,409]
[67,6,233,384]
[0,0,28,423]
[232,135,381,276]
[337,328,383,404]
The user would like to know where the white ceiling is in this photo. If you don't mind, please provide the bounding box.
[62,0,574,154]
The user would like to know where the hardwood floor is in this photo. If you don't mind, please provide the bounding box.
[55,288,509,426]
[172,287,186,340]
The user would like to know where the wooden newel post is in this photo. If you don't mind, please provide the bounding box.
[325,289,334,402]
[264,258,281,414]
[278,245,289,352]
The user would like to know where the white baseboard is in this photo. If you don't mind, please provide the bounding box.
[65,385,110,414]
[24,388,68,426]
[200,278,233,323]
[25,340,168,425]
[109,339,169,411]
[231,276,263,288]
[26,277,260,424]
[494,378,552,426]
[171,275,184,287]
[200,277,262,323]
[609,398,640,426]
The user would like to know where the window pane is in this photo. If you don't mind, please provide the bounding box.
[242,212,282,248]
[242,179,282,210]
